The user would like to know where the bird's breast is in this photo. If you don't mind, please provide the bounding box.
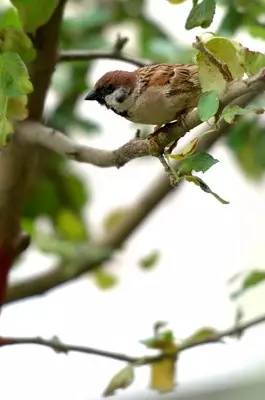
[127,86,190,125]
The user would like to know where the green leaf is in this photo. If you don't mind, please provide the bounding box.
[0,7,22,30]
[0,52,33,96]
[0,52,32,145]
[176,152,219,175]
[221,105,247,124]
[186,175,229,204]
[103,365,135,397]
[139,250,160,270]
[243,48,265,75]
[227,120,265,180]
[218,3,244,35]
[243,270,265,290]
[231,270,265,299]
[185,0,216,30]
[11,0,59,33]
[56,209,86,241]
[0,116,13,146]
[0,28,36,63]
[141,330,176,350]
[7,95,28,121]
[94,270,118,290]
[183,327,218,346]
[198,90,220,122]
[23,177,60,219]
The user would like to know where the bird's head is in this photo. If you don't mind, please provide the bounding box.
[85,70,136,114]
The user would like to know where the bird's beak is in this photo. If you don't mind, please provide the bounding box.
[85,90,98,101]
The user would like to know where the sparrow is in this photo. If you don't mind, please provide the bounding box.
[85,63,201,126]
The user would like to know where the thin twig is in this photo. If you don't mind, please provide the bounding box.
[58,49,147,67]
[1,313,265,364]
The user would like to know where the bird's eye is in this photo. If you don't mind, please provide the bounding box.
[102,85,115,96]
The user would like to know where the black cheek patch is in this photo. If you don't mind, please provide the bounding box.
[115,92,127,103]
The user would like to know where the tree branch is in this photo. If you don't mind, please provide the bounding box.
[6,246,111,304]
[5,87,262,304]
[0,313,265,364]
[16,69,265,170]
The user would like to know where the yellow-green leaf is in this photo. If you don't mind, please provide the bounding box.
[7,95,28,121]
[150,357,176,392]
[167,0,187,3]
[0,52,33,97]
[196,37,245,94]
[0,115,13,146]
[94,270,118,290]
[243,48,265,75]
[56,209,86,241]
[183,327,218,346]
[0,28,36,63]
[103,365,134,397]
[169,138,199,160]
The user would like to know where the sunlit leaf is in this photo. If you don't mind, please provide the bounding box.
[198,90,220,121]
[0,7,22,30]
[56,209,86,241]
[0,28,36,63]
[103,365,135,397]
[11,0,59,33]
[196,37,245,94]
[167,0,187,3]
[186,0,216,30]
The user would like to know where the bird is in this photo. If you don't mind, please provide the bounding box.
[85,63,201,126]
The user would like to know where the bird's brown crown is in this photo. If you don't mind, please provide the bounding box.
[95,70,136,90]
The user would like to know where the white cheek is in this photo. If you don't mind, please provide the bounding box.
[105,89,132,112]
